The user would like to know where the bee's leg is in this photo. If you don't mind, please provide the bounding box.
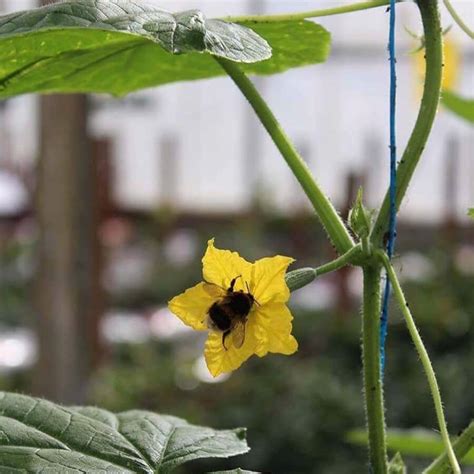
[222,330,231,351]
[229,275,242,292]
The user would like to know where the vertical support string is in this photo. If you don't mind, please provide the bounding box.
[380,0,397,376]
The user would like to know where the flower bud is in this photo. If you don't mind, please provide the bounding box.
[348,188,372,239]
[285,267,316,292]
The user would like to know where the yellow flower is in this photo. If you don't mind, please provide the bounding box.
[168,239,298,377]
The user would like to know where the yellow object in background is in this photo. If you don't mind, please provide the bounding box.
[414,33,461,96]
[442,36,461,90]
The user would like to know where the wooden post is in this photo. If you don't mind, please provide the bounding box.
[34,94,100,404]
[443,136,459,225]
[442,134,460,253]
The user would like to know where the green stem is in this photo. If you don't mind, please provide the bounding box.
[216,58,354,255]
[377,250,461,474]
[371,0,443,246]
[362,263,387,473]
[424,420,474,473]
[315,244,363,276]
[443,0,474,39]
[224,0,392,23]
[285,245,363,292]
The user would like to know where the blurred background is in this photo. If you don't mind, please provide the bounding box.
[0,0,472,472]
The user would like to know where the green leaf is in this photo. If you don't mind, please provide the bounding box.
[0,392,249,473]
[239,20,330,76]
[347,428,474,465]
[0,1,330,98]
[468,208,474,219]
[441,90,474,123]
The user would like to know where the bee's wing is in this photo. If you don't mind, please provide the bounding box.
[202,282,225,299]
[232,321,246,349]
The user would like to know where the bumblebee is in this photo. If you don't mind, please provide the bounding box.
[206,276,255,350]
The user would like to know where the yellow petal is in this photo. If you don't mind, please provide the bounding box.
[168,282,223,331]
[202,239,252,291]
[204,317,259,377]
[253,303,298,356]
[251,255,294,305]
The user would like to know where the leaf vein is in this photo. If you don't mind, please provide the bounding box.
[0,414,142,472]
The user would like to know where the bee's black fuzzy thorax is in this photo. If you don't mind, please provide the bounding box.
[208,302,232,331]
[207,289,254,333]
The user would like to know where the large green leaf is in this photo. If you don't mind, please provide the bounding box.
[469,208,473,219]
[441,90,474,123]
[0,392,249,473]
[0,0,330,98]
[347,428,474,465]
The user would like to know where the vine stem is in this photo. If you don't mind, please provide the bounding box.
[424,420,474,473]
[372,0,443,246]
[377,250,461,474]
[362,263,388,473]
[285,245,363,292]
[215,58,354,255]
[443,0,474,39]
[315,244,362,276]
[224,0,392,23]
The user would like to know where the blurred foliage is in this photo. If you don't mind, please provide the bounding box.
[0,220,472,472]
[347,428,474,464]
[0,238,35,327]
[441,90,474,124]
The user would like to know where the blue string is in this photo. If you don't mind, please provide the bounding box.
[380,0,397,377]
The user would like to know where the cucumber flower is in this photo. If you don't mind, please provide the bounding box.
[168,239,298,377]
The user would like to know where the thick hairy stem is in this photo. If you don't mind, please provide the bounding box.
[362,264,388,473]
[216,58,354,255]
[372,0,443,245]
[224,0,392,23]
[378,251,460,474]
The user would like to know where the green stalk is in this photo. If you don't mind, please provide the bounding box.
[216,58,354,255]
[425,420,474,473]
[377,250,460,474]
[443,0,474,39]
[286,244,363,292]
[224,0,392,23]
[315,244,363,276]
[362,263,388,473]
[372,0,443,246]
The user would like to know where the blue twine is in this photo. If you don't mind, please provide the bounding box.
[380,0,397,377]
